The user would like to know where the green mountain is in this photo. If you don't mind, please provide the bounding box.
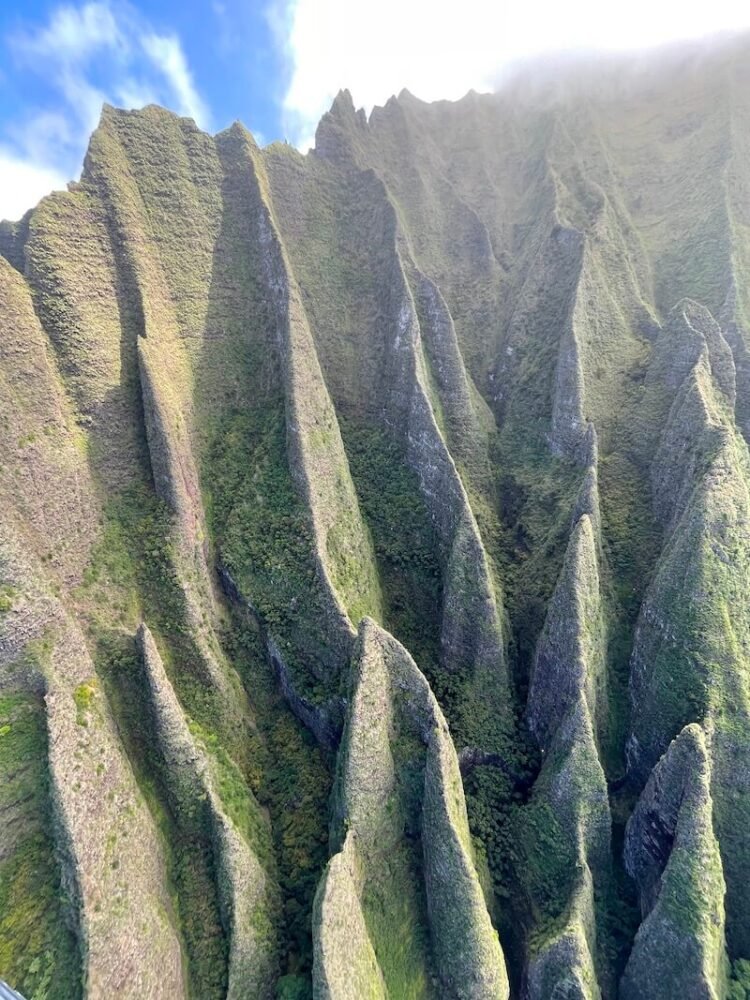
[2,36,750,1000]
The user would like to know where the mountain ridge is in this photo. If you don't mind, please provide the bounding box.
[1,37,750,999]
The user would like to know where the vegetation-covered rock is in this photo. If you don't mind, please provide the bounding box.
[315,618,508,998]
[2,37,750,1000]
[622,725,728,999]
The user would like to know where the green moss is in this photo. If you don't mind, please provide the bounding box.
[81,484,239,748]
[189,720,275,872]
[518,798,579,944]
[338,418,442,675]
[325,514,382,627]
[0,583,17,612]
[73,680,97,726]
[95,634,229,1000]
[0,691,82,1000]
[660,836,721,939]
[729,959,750,1000]
[276,973,311,1000]
[332,632,437,996]
[6,65,750,1000]
[361,850,433,1000]
[261,147,385,415]
[601,796,640,981]
[205,406,333,700]
[224,621,332,985]
[492,432,581,691]
[464,768,523,912]
[596,446,662,772]
[75,386,335,996]
[79,510,140,623]
[328,423,551,982]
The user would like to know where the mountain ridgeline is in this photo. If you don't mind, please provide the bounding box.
[1,38,750,1000]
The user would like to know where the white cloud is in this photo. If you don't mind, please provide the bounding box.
[8,112,73,166]
[1,1,210,220]
[12,2,124,140]
[60,68,111,134]
[0,149,69,221]
[142,34,211,128]
[18,1,122,61]
[115,78,160,111]
[278,0,750,147]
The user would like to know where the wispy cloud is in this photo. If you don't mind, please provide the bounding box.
[142,33,210,128]
[1,1,210,220]
[18,1,122,61]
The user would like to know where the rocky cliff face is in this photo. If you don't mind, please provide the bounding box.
[2,37,750,1000]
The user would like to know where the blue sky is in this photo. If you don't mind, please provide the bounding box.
[2,0,750,220]
[0,1,291,218]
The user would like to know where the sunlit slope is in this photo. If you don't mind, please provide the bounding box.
[1,36,750,999]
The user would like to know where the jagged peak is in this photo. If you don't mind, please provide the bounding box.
[99,100,199,128]
[529,508,605,752]
[394,87,430,108]
[651,348,731,525]
[330,87,356,116]
[349,615,442,741]
[651,298,736,413]
[372,92,413,127]
[314,88,370,164]
[217,119,257,146]
[83,99,212,190]
[317,87,368,135]
[670,296,722,335]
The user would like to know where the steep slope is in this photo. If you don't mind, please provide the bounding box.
[315,619,507,999]
[2,36,750,1000]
